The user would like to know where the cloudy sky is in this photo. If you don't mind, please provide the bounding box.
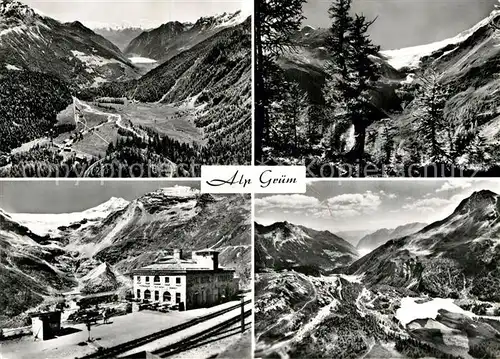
[23,0,251,28]
[303,0,497,49]
[255,179,500,234]
[0,180,200,213]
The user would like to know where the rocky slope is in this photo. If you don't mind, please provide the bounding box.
[0,210,77,327]
[124,11,249,63]
[348,190,500,301]
[255,221,358,273]
[126,18,252,155]
[0,187,251,327]
[80,262,121,294]
[356,222,427,254]
[280,9,500,169]
[0,0,140,86]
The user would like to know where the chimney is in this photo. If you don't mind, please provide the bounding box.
[173,249,182,260]
[192,250,219,270]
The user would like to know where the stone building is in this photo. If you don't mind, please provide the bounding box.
[132,249,238,310]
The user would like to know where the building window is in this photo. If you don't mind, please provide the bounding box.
[176,277,181,285]
[165,277,170,284]
[163,291,172,302]
[137,289,141,299]
[154,275,160,284]
[145,276,150,284]
[155,290,160,301]
[137,276,141,284]
[176,293,181,304]
[144,289,151,300]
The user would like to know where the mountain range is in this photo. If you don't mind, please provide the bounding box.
[0,0,251,170]
[356,222,427,254]
[0,0,139,86]
[124,11,249,63]
[0,187,251,328]
[255,190,500,358]
[278,8,500,172]
[255,221,358,273]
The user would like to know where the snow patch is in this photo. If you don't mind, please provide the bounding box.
[160,186,200,197]
[9,197,129,237]
[381,11,500,69]
[129,56,157,64]
[5,64,21,71]
[396,297,474,326]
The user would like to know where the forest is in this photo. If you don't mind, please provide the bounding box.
[254,0,500,176]
[0,70,72,153]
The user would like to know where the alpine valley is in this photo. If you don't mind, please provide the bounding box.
[260,4,500,176]
[0,0,251,177]
[255,190,500,359]
[0,187,251,329]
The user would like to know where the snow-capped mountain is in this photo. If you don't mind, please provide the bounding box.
[93,26,145,51]
[0,0,140,86]
[348,190,500,301]
[255,192,500,358]
[280,8,500,171]
[0,189,250,327]
[255,221,358,272]
[8,197,129,237]
[356,222,427,255]
[380,10,500,70]
[124,10,251,63]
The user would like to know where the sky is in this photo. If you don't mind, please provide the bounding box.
[23,0,252,29]
[0,180,200,213]
[255,179,500,234]
[303,0,498,49]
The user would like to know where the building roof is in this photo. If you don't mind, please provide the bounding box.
[131,256,234,275]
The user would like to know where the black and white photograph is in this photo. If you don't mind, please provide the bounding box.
[0,180,252,358]
[0,0,251,178]
[255,0,500,177]
[255,180,500,358]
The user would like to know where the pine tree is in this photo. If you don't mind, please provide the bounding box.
[323,1,381,172]
[413,71,450,161]
[255,0,306,162]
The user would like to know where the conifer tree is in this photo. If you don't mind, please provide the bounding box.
[323,0,381,171]
[413,72,450,161]
[255,0,306,162]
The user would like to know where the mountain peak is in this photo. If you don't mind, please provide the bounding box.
[0,0,38,21]
[451,190,498,217]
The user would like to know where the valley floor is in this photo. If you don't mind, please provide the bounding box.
[1,97,204,176]
[255,270,500,359]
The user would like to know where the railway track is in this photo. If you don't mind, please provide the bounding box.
[148,309,252,358]
[78,300,251,359]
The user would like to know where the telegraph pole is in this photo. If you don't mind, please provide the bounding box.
[240,294,245,333]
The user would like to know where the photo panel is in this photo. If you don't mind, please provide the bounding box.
[254,179,500,358]
[254,0,500,177]
[0,179,252,358]
[0,0,251,178]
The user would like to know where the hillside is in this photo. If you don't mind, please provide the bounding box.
[124,11,249,63]
[256,191,500,358]
[348,190,500,301]
[265,8,500,175]
[356,222,427,254]
[0,188,251,328]
[255,221,358,273]
[0,0,139,86]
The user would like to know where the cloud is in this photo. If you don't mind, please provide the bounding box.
[402,197,453,212]
[254,194,320,211]
[326,191,381,216]
[436,180,473,193]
